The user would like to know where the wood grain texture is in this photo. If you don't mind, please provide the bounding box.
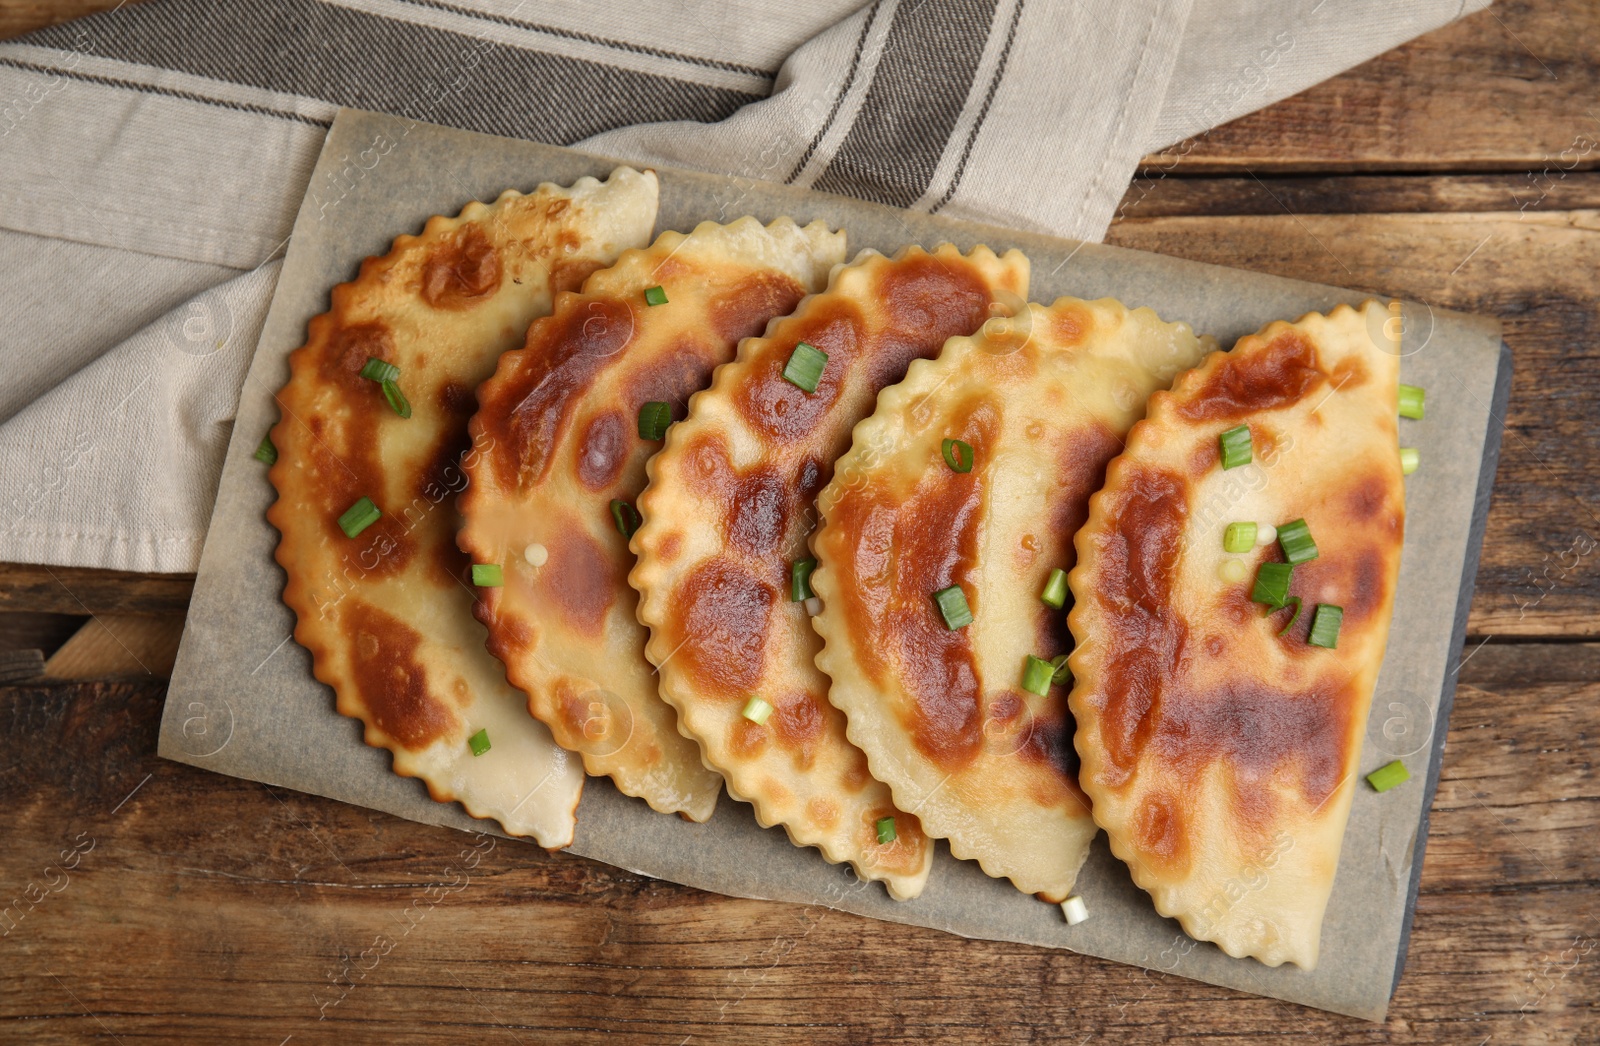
[1105,206,1600,638]
[0,648,1593,1044]
[0,562,194,615]
[1142,0,1600,175]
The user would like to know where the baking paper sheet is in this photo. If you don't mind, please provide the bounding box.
[160,109,1506,1021]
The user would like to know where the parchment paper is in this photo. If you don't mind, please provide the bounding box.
[160,109,1507,1022]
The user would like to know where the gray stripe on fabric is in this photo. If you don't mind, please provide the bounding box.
[929,0,1024,213]
[811,0,999,208]
[22,0,760,145]
[0,56,333,128]
[392,0,775,79]
[785,0,883,184]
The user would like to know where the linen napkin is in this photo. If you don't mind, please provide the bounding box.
[0,0,1489,572]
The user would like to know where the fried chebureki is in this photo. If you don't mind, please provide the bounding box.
[812,298,1214,901]
[1068,301,1405,967]
[459,217,847,822]
[268,168,658,845]
[631,244,1029,899]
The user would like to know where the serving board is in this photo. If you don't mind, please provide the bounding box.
[159,108,1508,1021]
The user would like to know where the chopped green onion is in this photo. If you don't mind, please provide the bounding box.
[643,285,668,306]
[468,728,491,756]
[472,563,503,587]
[1275,596,1303,637]
[338,496,381,539]
[791,558,817,602]
[1308,603,1343,649]
[1219,425,1252,470]
[359,357,399,383]
[1060,895,1089,925]
[942,438,974,473]
[1219,558,1249,584]
[1020,655,1055,696]
[933,584,972,630]
[253,434,277,465]
[638,401,672,440]
[1366,759,1410,792]
[1276,518,1319,564]
[1250,561,1294,609]
[1398,384,1425,420]
[1040,568,1068,609]
[782,341,829,394]
[1400,447,1419,475]
[1223,521,1257,554]
[610,499,640,539]
[876,816,897,845]
[742,695,773,725]
[381,379,412,419]
[1049,654,1073,685]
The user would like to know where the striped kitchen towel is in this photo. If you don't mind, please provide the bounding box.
[0,0,1488,572]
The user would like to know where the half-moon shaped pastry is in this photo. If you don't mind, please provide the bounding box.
[268,168,659,846]
[811,298,1215,901]
[458,217,847,822]
[631,244,1030,899]
[1068,300,1405,968]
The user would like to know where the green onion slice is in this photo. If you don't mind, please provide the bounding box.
[472,563,503,587]
[876,816,898,845]
[644,285,668,306]
[1398,384,1425,420]
[381,379,412,419]
[1250,561,1294,609]
[1277,518,1319,564]
[468,728,491,757]
[253,434,277,466]
[359,357,399,383]
[1400,447,1419,475]
[1049,654,1072,686]
[1366,759,1410,792]
[1040,568,1068,609]
[1021,655,1055,697]
[742,696,773,725]
[1223,521,1257,554]
[791,558,817,602]
[1308,603,1343,648]
[942,438,974,473]
[1275,596,1303,637]
[610,499,640,539]
[638,400,671,440]
[1219,425,1252,470]
[782,342,829,394]
[338,496,381,539]
[933,584,972,630]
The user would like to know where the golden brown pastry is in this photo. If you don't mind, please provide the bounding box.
[458,217,846,822]
[1068,300,1405,967]
[267,168,658,845]
[812,297,1214,901]
[631,244,1030,899]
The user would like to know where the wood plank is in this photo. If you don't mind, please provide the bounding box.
[1141,0,1600,175]
[41,612,183,678]
[1116,172,1600,220]
[0,644,1592,1043]
[1106,207,1600,638]
[0,561,194,615]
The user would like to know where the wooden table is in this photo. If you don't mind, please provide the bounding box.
[3,1,1596,1041]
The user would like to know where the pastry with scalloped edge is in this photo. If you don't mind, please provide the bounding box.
[630,243,1029,900]
[1067,300,1404,968]
[812,297,1215,902]
[267,168,659,846]
[459,217,846,822]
